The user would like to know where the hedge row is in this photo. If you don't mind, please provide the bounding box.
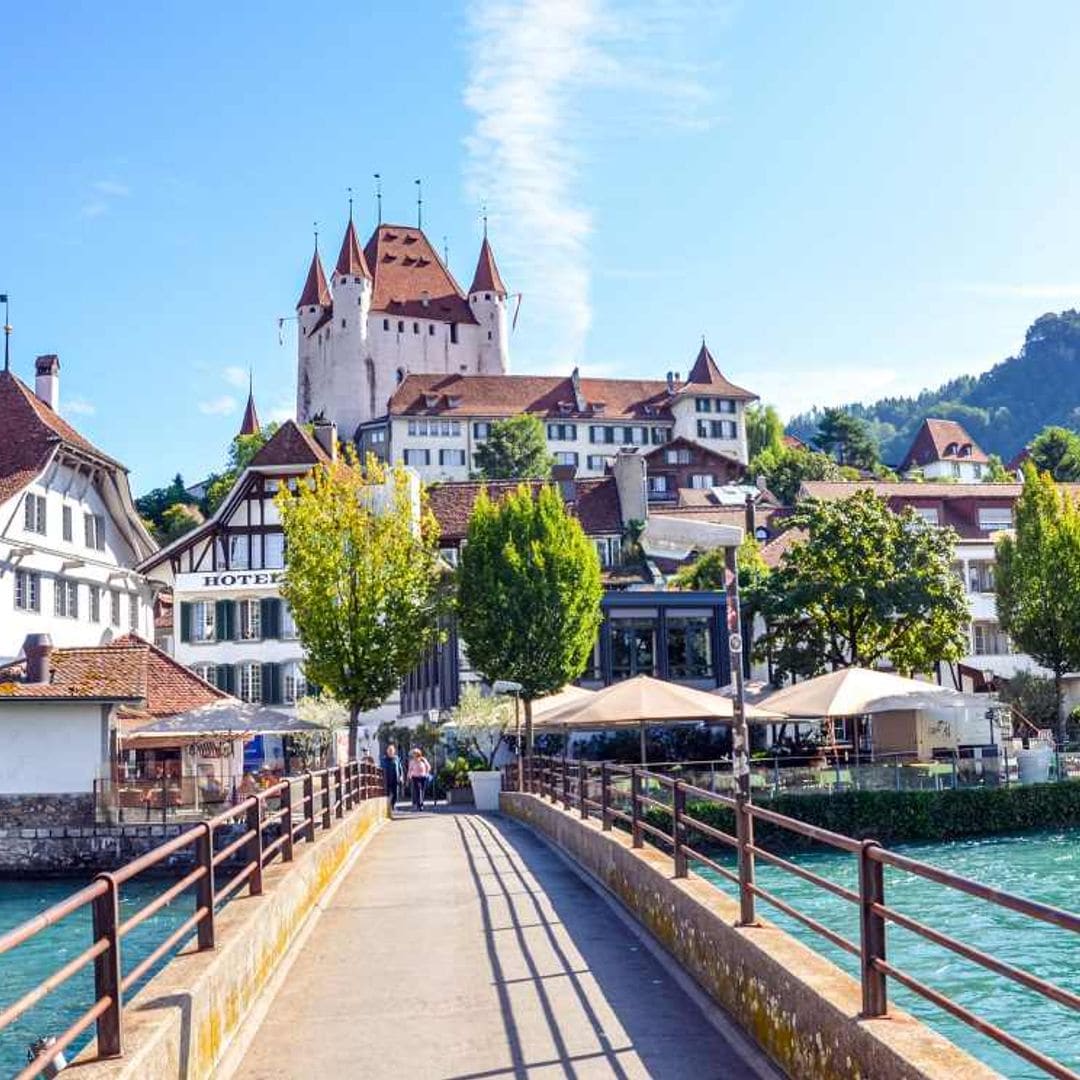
[643,781,1080,851]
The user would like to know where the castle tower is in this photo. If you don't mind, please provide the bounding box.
[467,235,509,375]
[295,243,332,423]
[329,216,373,438]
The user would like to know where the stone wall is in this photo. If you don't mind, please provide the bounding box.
[0,793,95,828]
[502,791,1001,1080]
[0,821,195,875]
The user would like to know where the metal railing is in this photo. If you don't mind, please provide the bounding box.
[0,761,383,1079]
[511,755,1080,1080]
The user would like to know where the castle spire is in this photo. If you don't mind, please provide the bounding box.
[239,370,260,436]
[335,217,372,279]
[296,243,331,309]
[469,235,506,297]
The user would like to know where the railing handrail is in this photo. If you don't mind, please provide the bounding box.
[1,760,384,1078]
[513,754,1080,1080]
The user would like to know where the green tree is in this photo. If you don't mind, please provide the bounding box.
[983,454,1012,482]
[750,446,843,504]
[745,403,786,460]
[456,484,603,755]
[757,490,968,678]
[136,472,188,534]
[1028,426,1080,482]
[473,414,553,479]
[204,424,281,513]
[995,464,1080,743]
[275,450,447,758]
[159,502,204,542]
[812,407,879,469]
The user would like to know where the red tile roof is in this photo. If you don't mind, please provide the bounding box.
[335,218,372,279]
[364,224,476,324]
[783,432,807,450]
[389,372,676,421]
[469,237,506,296]
[297,248,331,309]
[760,527,806,567]
[249,420,330,468]
[0,368,122,506]
[428,478,623,542]
[0,636,226,714]
[680,343,757,400]
[900,418,989,470]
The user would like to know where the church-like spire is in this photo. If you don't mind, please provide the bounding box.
[335,217,372,279]
[686,339,725,386]
[297,244,331,309]
[239,371,260,436]
[469,236,507,297]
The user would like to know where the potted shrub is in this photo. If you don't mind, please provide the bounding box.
[450,686,513,812]
[438,757,476,805]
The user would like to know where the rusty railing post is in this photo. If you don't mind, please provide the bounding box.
[281,779,294,862]
[303,771,316,843]
[579,760,588,820]
[247,796,264,896]
[600,763,611,830]
[630,768,643,849]
[195,822,216,948]
[321,770,332,830]
[91,872,123,1057]
[562,758,571,810]
[673,780,687,878]
[735,795,756,925]
[859,839,888,1017]
[336,764,345,815]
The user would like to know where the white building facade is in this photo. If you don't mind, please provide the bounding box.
[0,358,157,664]
[357,344,756,484]
[296,217,510,444]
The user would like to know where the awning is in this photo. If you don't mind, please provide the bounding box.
[123,701,328,741]
[759,668,951,718]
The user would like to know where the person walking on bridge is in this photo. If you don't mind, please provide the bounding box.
[407,748,431,811]
[382,744,403,817]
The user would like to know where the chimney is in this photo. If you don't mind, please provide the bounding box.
[313,419,338,462]
[23,633,54,685]
[551,463,577,504]
[666,371,675,394]
[35,354,59,412]
[744,493,756,538]
[612,450,648,526]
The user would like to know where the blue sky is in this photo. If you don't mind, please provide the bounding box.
[4,1,1080,492]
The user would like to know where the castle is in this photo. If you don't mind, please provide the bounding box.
[295,215,509,441]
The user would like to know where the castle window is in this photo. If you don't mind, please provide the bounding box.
[484,293,491,301]
[341,319,346,328]
[429,325,435,336]
[354,277,362,284]
[413,322,419,334]
[383,319,390,331]
[397,321,405,333]
[487,331,492,340]
[450,323,459,344]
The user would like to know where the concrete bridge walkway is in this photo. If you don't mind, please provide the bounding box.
[231,808,778,1080]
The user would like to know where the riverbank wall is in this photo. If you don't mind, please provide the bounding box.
[0,822,198,875]
[502,791,998,1080]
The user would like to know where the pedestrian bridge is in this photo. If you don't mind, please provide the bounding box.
[4,763,1075,1080]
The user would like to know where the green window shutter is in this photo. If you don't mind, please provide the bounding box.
[261,597,281,640]
[269,662,283,705]
[179,602,192,643]
[215,600,230,642]
[217,665,236,695]
[261,663,274,705]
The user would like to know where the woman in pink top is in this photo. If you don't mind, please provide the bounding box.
[407,748,431,811]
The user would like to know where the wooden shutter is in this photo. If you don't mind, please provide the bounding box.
[216,664,236,695]
[261,598,281,640]
[261,662,283,705]
[179,602,193,643]
[215,600,236,641]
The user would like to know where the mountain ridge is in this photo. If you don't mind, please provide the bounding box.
[787,309,1080,466]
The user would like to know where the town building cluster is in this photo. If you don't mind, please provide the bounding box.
[0,211,1059,823]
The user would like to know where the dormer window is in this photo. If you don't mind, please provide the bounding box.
[945,443,958,457]
[447,395,462,408]
[423,393,440,408]
[591,403,606,416]
[960,444,972,457]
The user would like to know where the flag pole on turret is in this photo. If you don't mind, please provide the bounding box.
[415,178,423,228]
[1,295,9,372]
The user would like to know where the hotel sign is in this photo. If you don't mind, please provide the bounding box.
[175,571,282,593]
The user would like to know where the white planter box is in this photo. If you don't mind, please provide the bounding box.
[468,770,503,812]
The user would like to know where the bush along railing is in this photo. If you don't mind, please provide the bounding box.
[0,761,383,1079]
[509,755,1080,1080]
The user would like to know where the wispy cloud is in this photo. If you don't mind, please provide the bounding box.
[222,365,249,388]
[81,179,131,218]
[463,0,723,364]
[198,395,237,416]
[64,397,96,416]
[958,283,1080,301]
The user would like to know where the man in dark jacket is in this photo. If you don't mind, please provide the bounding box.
[382,744,403,816]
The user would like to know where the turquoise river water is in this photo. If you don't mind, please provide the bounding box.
[0,830,1076,1078]
[699,828,1079,1079]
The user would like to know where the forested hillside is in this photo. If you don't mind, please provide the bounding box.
[787,310,1080,465]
